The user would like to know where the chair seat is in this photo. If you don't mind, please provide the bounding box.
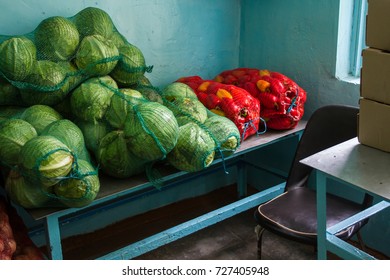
[254,187,368,245]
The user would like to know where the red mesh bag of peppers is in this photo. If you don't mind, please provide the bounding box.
[177,76,263,141]
[214,68,307,130]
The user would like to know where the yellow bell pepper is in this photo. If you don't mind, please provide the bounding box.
[256,80,271,92]
[198,81,211,92]
[216,88,233,99]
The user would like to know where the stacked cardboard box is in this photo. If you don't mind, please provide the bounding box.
[359,0,390,152]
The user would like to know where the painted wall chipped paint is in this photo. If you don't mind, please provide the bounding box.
[0,0,241,87]
[240,0,360,118]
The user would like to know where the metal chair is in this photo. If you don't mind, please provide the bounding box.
[254,105,373,259]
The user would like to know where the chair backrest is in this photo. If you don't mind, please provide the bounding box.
[285,105,358,191]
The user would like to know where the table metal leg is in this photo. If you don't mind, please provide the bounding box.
[326,200,390,259]
[316,171,327,260]
[237,159,248,198]
[44,215,63,260]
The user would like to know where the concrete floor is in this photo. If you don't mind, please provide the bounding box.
[134,209,317,260]
[61,185,318,260]
[134,208,390,260]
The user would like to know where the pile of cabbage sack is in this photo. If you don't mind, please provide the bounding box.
[0,7,240,209]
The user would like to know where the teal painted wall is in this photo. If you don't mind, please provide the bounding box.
[0,0,241,87]
[240,0,361,118]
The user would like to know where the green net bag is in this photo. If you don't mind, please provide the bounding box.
[132,75,163,104]
[0,119,37,167]
[70,75,116,123]
[5,157,100,209]
[0,7,152,107]
[75,119,110,155]
[18,135,74,189]
[0,36,37,82]
[19,104,63,134]
[5,169,59,209]
[105,88,147,129]
[203,113,240,157]
[96,130,148,179]
[69,75,179,179]
[19,60,69,106]
[41,119,91,162]
[0,77,21,106]
[35,16,80,62]
[0,105,99,209]
[0,106,25,122]
[123,101,179,162]
[53,159,100,208]
[160,82,241,173]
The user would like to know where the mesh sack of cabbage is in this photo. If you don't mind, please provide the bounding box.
[65,74,173,179]
[0,106,99,209]
[0,6,152,108]
[160,82,241,173]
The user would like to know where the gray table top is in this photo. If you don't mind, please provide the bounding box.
[300,137,390,200]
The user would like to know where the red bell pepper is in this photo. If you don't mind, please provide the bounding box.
[177,76,261,140]
[214,68,307,130]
